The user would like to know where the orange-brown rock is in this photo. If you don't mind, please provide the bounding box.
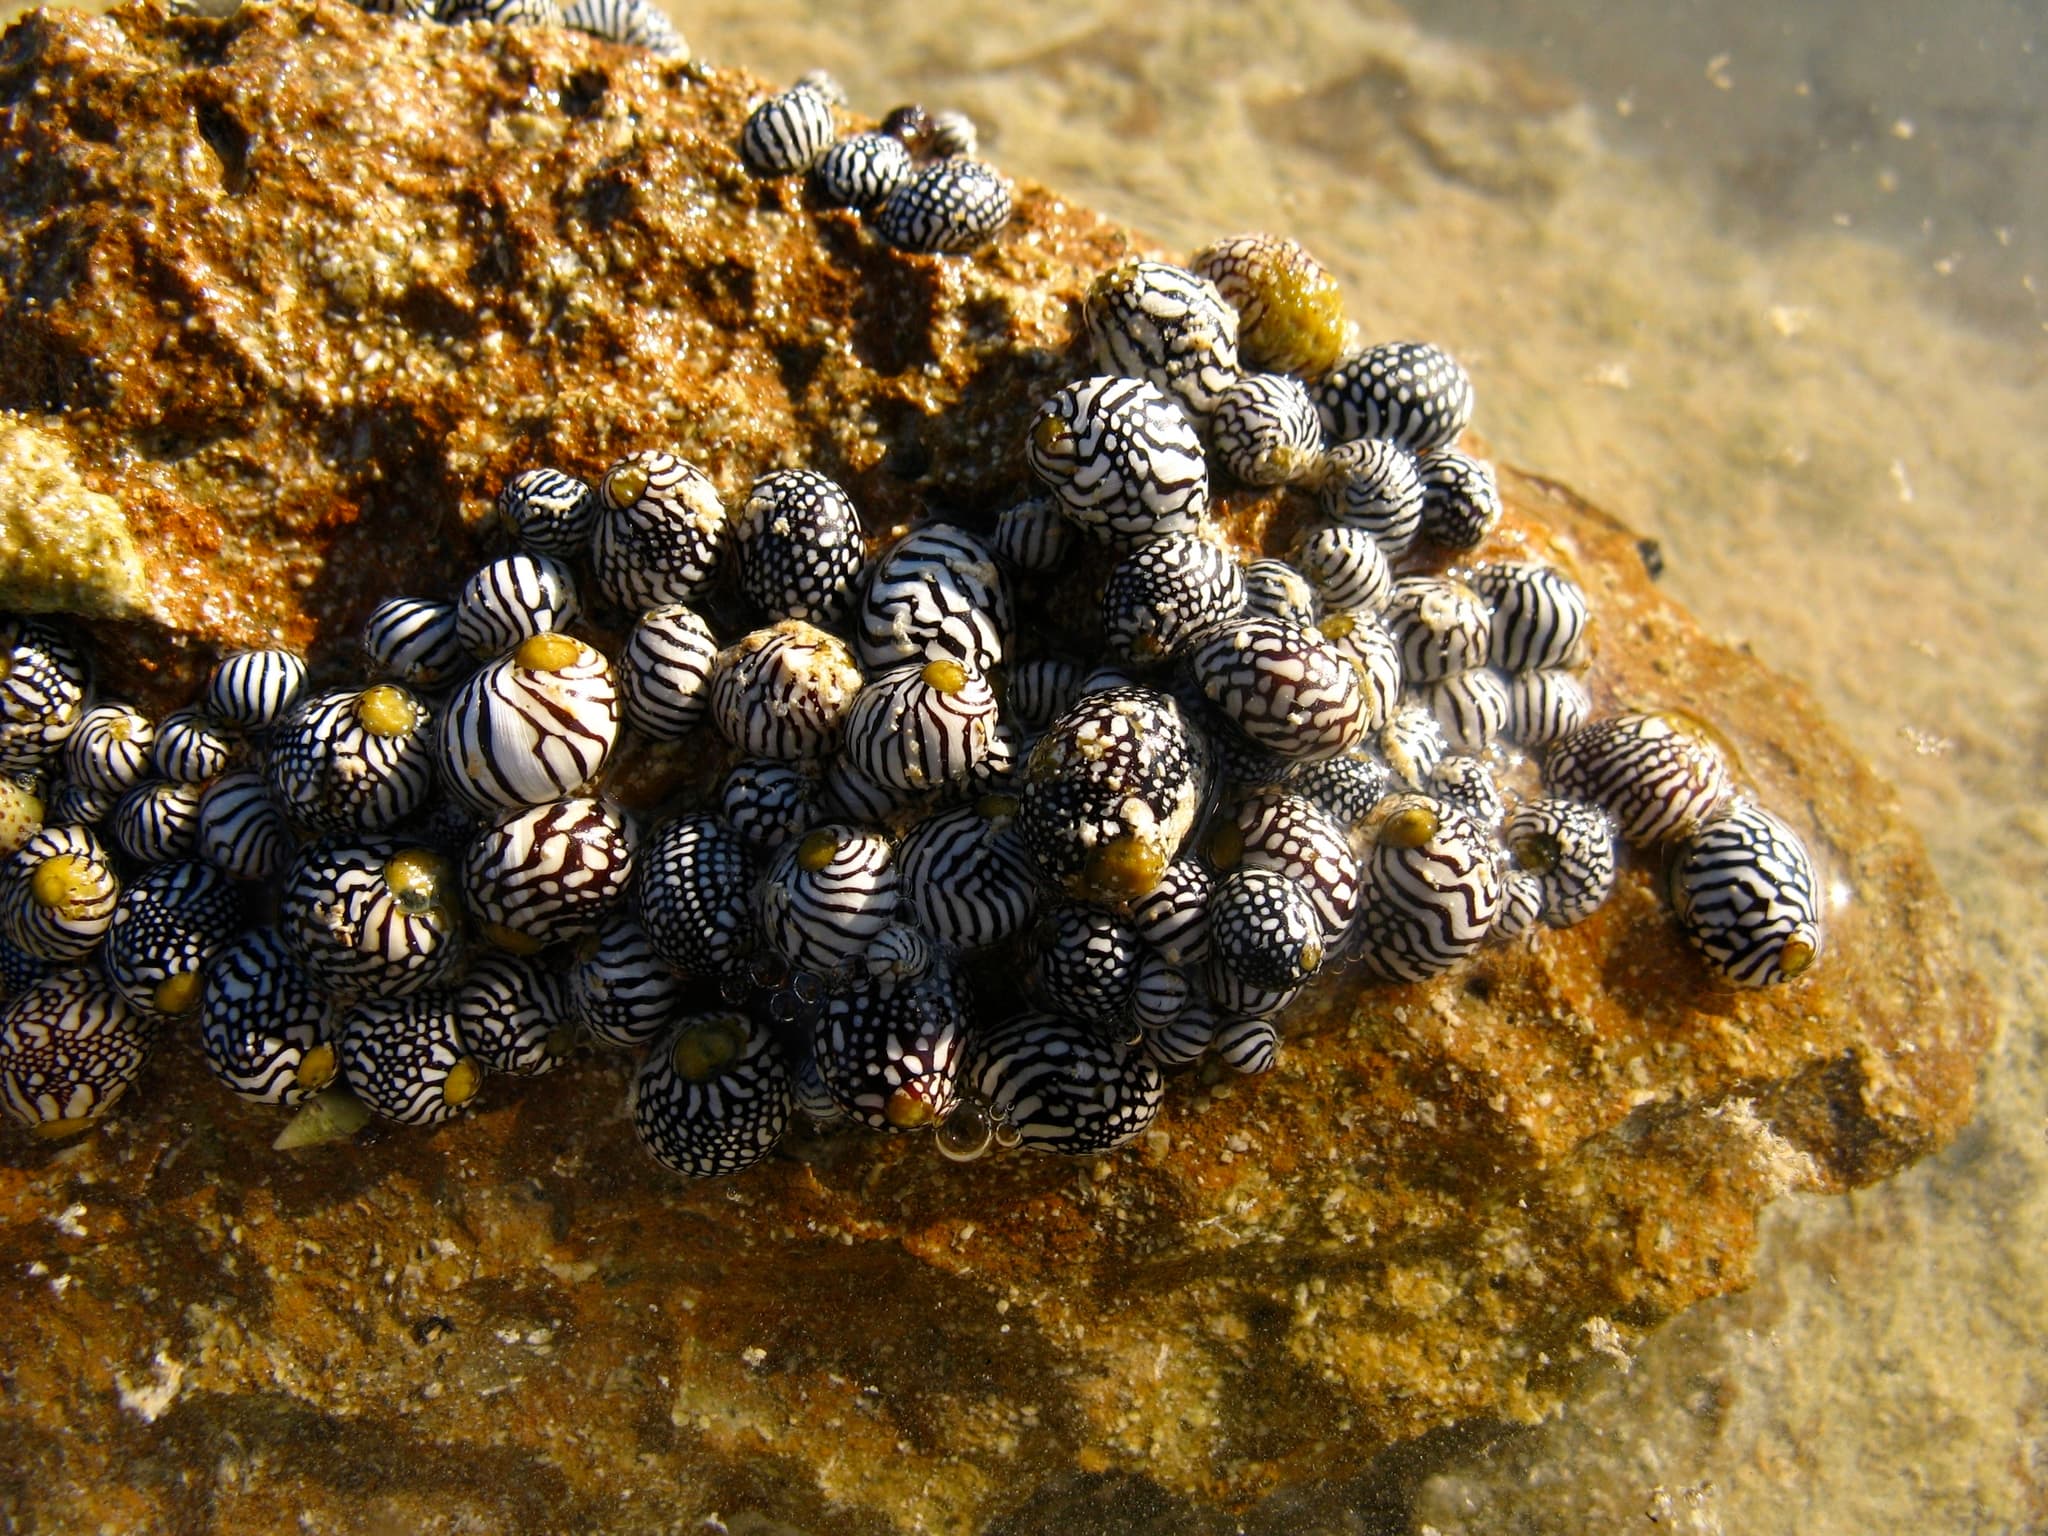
[0,3,1991,1532]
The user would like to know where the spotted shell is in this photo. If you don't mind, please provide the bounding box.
[1315,341,1475,454]
[636,814,759,980]
[100,859,240,1017]
[1031,903,1140,1031]
[632,1011,792,1177]
[812,965,967,1131]
[732,468,865,625]
[1209,866,1326,991]
[340,992,484,1127]
[1099,534,1246,665]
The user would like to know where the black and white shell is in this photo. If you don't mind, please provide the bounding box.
[1027,376,1209,547]
[872,158,1013,253]
[1314,341,1475,454]
[1084,259,1242,423]
[198,927,337,1108]
[970,1011,1165,1155]
[632,1011,792,1178]
[590,451,727,611]
[1670,800,1823,987]
[857,524,1012,675]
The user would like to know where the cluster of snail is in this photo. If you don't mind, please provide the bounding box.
[0,18,1825,1175]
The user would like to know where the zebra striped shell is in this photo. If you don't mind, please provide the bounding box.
[1314,341,1475,454]
[195,770,293,883]
[792,1048,841,1123]
[1204,966,1302,1028]
[1226,789,1360,938]
[278,840,463,1000]
[1084,260,1242,423]
[1353,795,1503,982]
[1018,686,1208,908]
[632,1011,792,1178]
[733,468,865,624]
[1313,612,1403,735]
[439,0,561,25]
[454,952,574,1076]
[1545,711,1733,846]
[571,915,681,1049]
[1241,558,1320,626]
[1027,376,1209,547]
[2,823,117,963]
[463,797,633,950]
[270,685,437,833]
[842,660,1001,794]
[591,451,727,611]
[361,596,468,690]
[1419,449,1503,551]
[63,703,154,796]
[340,993,484,1127]
[709,621,863,762]
[454,553,581,660]
[1286,748,1395,830]
[0,969,151,1136]
[1493,869,1546,942]
[872,159,1013,253]
[1291,524,1391,615]
[1430,755,1506,830]
[495,467,599,558]
[814,132,913,210]
[861,921,936,985]
[858,524,1012,675]
[990,494,1070,574]
[1378,702,1448,790]
[1318,438,1425,558]
[1670,801,1823,987]
[0,617,87,770]
[1209,866,1326,990]
[740,83,836,177]
[198,928,336,1108]
[44,779,112,830]
[896,798,1039,950]
[1129,951,1190,1032]
[1142,1001,1216,1068]
[759,825,899,975]
[1002,657,1085,733]
[439,634,618,814]
[151,706,234,785]
[202,649,306,731]
[100,859,240,1016]
[1504,797,1616,928]
[108,779,204,864]
[620,603,717,742]
[636,814,759,979]
[1209,372,1323,486]
[1384,576,1491,682]
[1100,534,1246,664]
[1213,1016,1280,1076]
[1190,614,1370,762]
[1503,669,1593,749]
[719,759,820,852]
[1032,904,1140,1031]
[1470,561,1590,672]
[1129,857,1213,968]
[812,965,967,1130]
[1415,668,1510,753]
[970,1011,1165,1154]
[1188,231,1351,378]
[560,0,686,53]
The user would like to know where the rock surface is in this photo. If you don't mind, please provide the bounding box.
[0,3,1993,1532]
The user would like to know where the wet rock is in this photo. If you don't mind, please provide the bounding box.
[0,2,1992,1531]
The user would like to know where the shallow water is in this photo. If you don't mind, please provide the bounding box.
[8,0,2044,1527]
[671,2,2047,1528]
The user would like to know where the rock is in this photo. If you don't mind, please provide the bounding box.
[0,3,1992,1532]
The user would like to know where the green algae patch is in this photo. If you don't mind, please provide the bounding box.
[0,415,148,619]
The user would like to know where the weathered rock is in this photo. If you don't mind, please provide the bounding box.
[0,3,1992,1532]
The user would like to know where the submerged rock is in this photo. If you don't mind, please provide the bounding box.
[0,2,1991,1530]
